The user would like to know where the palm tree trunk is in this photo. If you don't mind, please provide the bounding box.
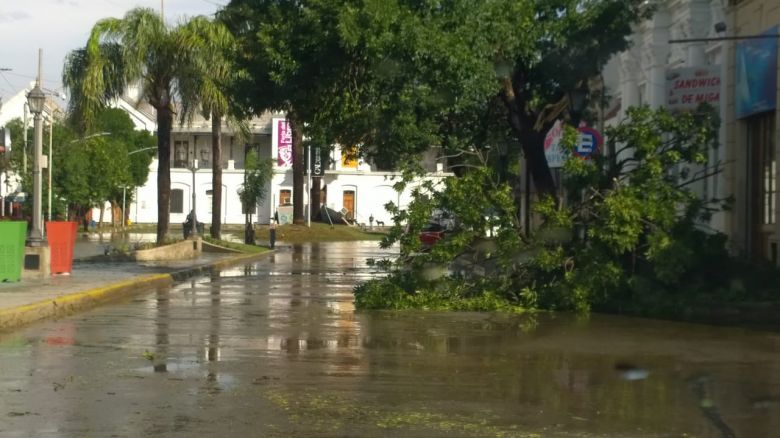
[289,114,305,225]
[210,113,222,239]
[156,106,173,244]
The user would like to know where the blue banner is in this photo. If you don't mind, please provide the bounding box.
[736,26,779,118]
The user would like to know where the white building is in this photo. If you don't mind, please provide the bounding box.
[603,0,727,229]
[116,96,451,228]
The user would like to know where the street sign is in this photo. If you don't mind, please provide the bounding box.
[574,127,602,159]
[545,122,602,166]
[544,120,565,168]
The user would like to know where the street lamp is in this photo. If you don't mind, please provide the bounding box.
[190,158,199,238]
[567,87,589,127]
[26,82,46,246]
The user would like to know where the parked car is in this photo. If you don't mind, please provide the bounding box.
[419,221,449,247]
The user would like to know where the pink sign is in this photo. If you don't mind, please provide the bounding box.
[277,120,293,167]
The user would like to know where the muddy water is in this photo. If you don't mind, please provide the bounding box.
[1,242,779,437]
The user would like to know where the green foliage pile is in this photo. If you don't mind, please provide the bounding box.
[356,107,780,315]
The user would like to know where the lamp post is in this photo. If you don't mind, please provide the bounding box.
[567,87,588,128]
[190,158,199,238]
[26,73,46,246]
[47,119,53,223]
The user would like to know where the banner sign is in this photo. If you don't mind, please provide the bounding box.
[544,120,566,168]
[275,120,293,167]
[666,66,721,111]
[309,146,323,177]
[736,25,779,118]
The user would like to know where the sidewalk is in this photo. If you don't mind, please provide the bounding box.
[0,237,271,332]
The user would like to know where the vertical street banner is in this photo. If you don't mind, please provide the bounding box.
[309,146,323,177]
[736,25,779,118]
[274,119,293,167]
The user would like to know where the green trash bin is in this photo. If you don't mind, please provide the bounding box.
[0,221,27,282]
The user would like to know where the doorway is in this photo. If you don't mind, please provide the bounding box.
[343,190,355,220]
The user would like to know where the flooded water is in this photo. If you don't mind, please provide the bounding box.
[1,242,779,437]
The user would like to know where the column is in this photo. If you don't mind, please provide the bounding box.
[645,9,671,110]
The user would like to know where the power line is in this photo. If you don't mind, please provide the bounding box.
[0,71,17,94]
[1,71,63,88]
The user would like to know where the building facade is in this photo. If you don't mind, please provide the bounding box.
[724,0,780,262]
[606,0,780,263]
[118,98,450,228]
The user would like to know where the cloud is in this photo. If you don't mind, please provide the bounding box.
[0,10,31,23]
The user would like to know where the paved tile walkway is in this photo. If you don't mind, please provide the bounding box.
[0,236,233,314]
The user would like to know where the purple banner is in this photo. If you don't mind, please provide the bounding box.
[277,120,293,167]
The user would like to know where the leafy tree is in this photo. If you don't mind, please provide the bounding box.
[326,0,648,203]
[92,108,156,225]
[238,148,273,244]
[63,8,204,243]
[220,0,352,225]
[3,109,155,227]
[178,16,243,239]
[221,0,647,230]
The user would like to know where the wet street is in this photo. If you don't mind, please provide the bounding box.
[1,241,779,437]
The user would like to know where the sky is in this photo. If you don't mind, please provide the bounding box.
[0,0,225,102]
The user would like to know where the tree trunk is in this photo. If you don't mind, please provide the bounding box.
[98,202,105,228]
[500,77,558,201]
[110,200,118,229]
[311,177,321,220]
[156,106,173,244]
[518,128,557,197]
[210,113,223,239]
[289,114,305,225]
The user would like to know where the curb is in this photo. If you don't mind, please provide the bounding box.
[0,250,274,333]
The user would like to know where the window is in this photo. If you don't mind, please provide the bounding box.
[748,112,777,260]
[749,113,776,226]
[199,147,211,169]
[174,141,189,168]
[171,189,184,214]
[341,146,358,169]
[279,189,292,206]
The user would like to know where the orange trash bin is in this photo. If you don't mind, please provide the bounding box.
[47,221,78,275]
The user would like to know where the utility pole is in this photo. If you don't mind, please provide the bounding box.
[161,0,164,22]
[26,49,46,247]
[47,119,52,222]
[22,103,27,178]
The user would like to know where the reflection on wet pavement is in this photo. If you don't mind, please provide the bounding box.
[1,242,779,437]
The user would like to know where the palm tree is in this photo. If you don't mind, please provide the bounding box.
[63,8,200,244]
[178,16,243,240]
